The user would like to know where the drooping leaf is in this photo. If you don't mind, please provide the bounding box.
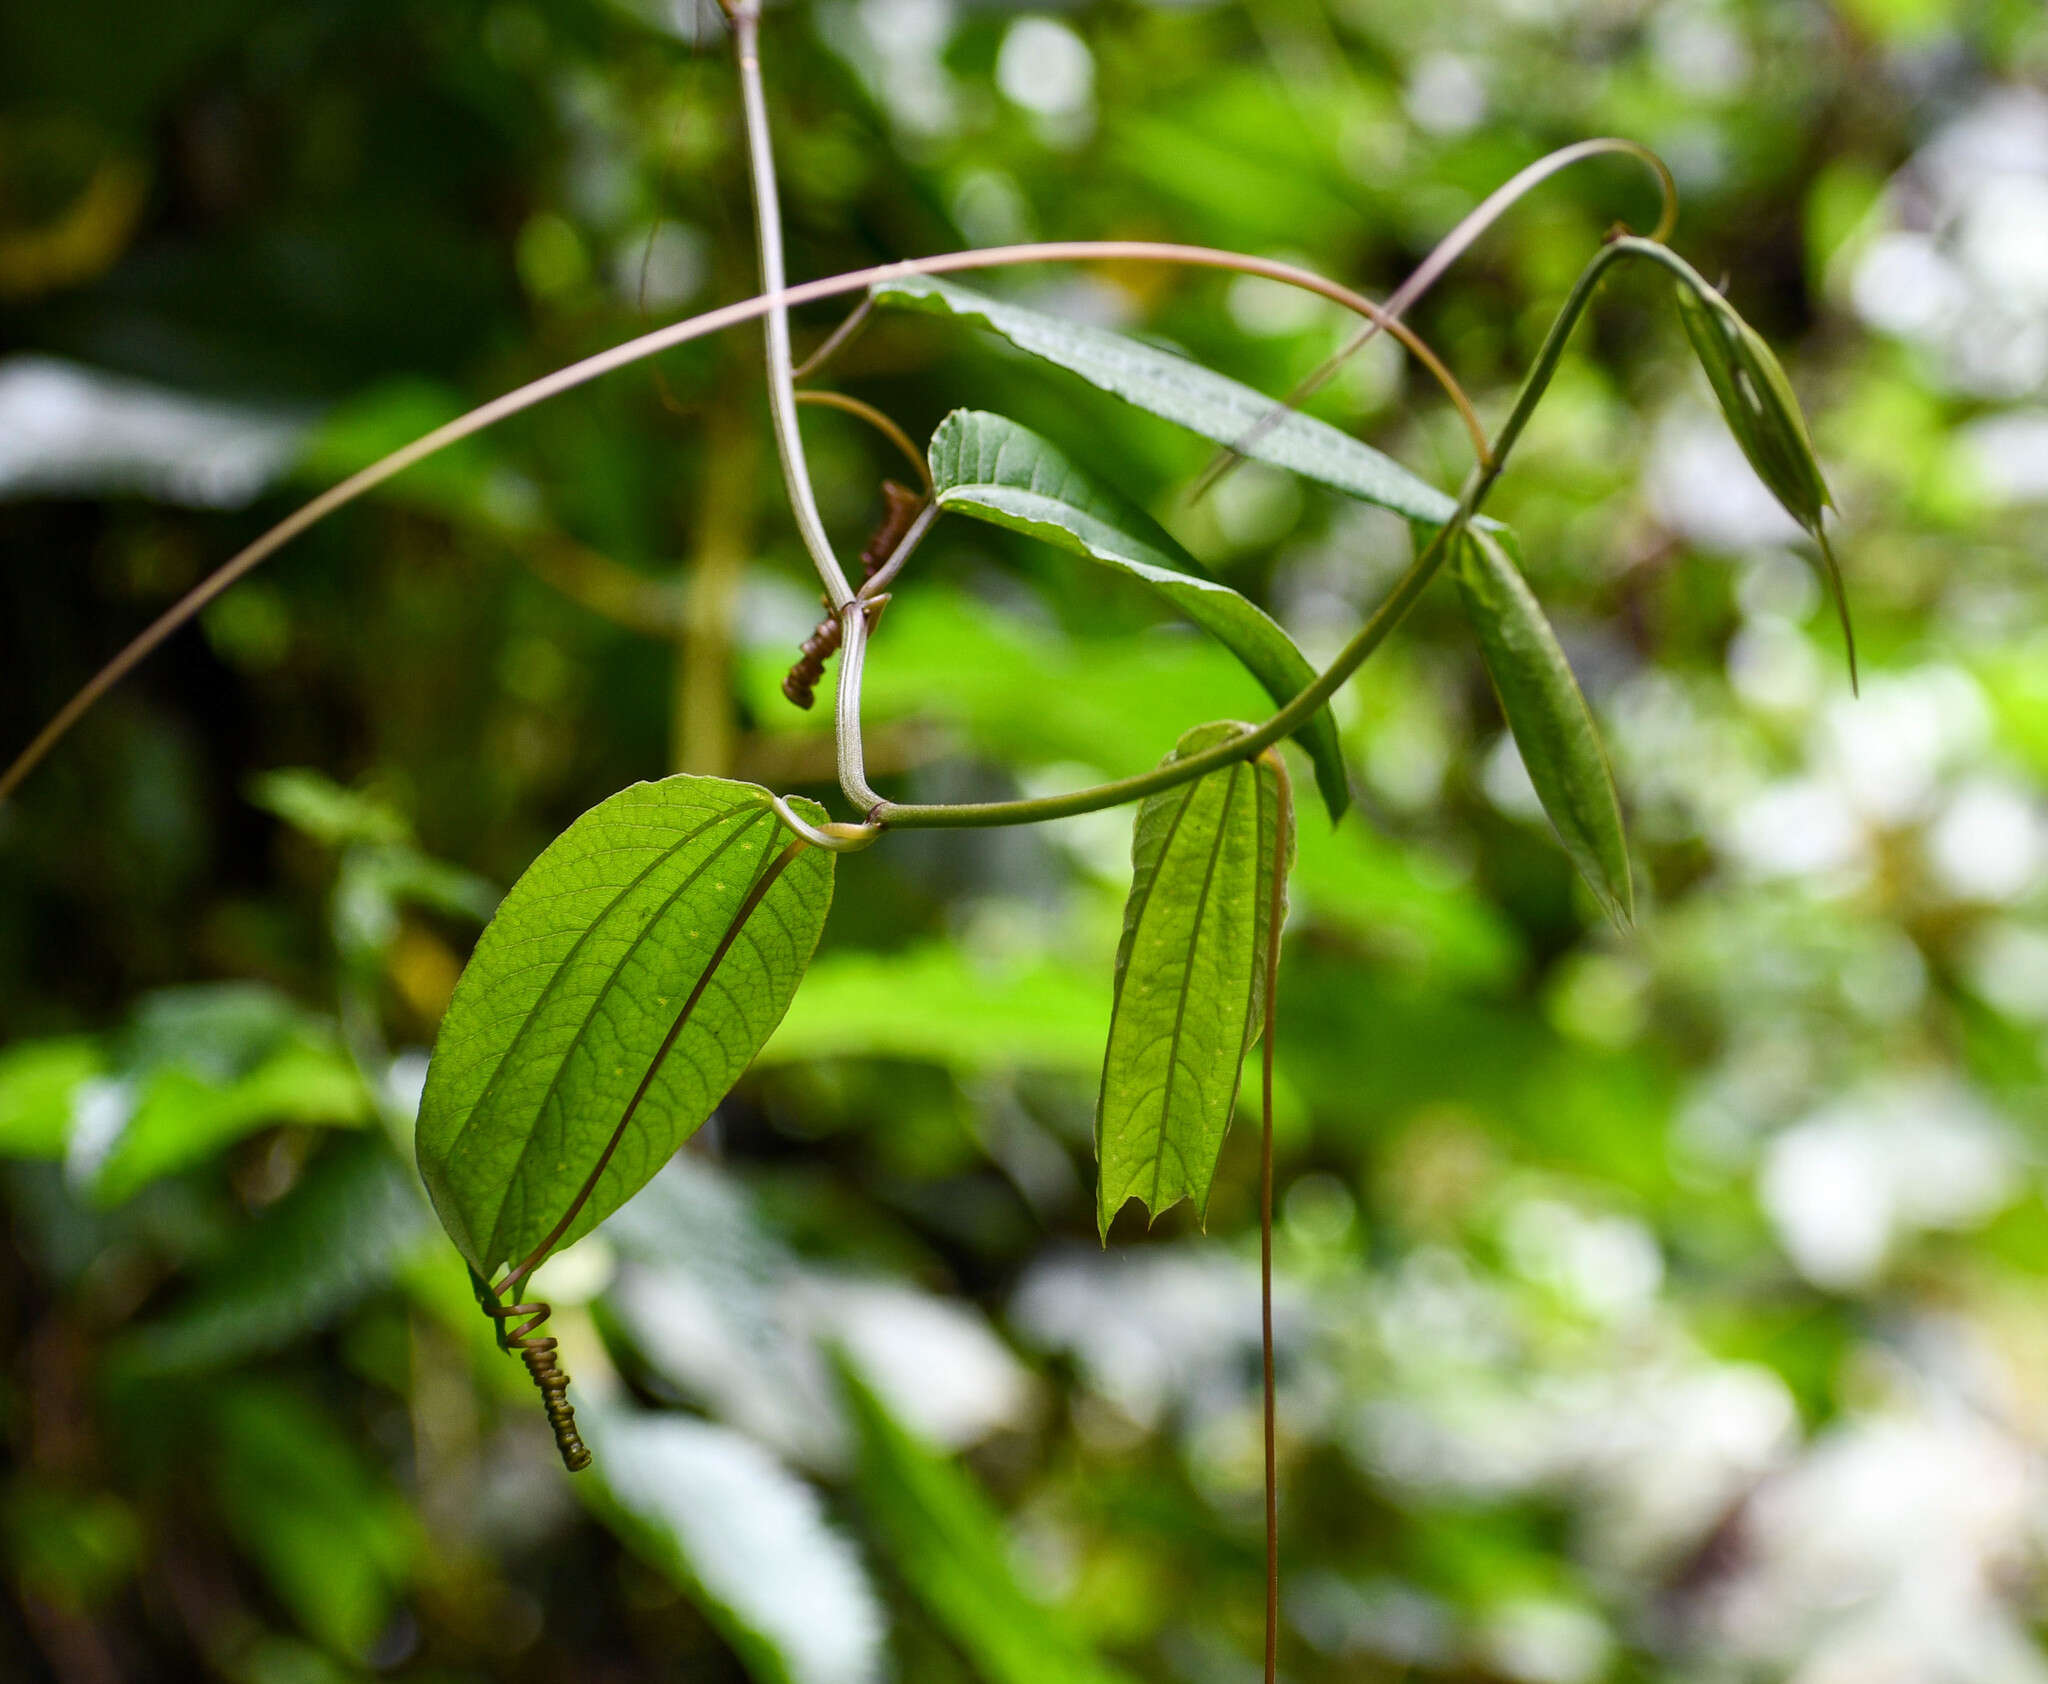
[415,776,834,1278]
[929,409,1350,821]
[1672,279,1856,688]
[838,1359,1137,1684]
[873,272,1475,528]
[588,1411,885,1684]
[1096,723,1293,1236]
[1454,529,1633,926]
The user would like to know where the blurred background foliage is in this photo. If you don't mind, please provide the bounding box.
[3,0,2048,1679]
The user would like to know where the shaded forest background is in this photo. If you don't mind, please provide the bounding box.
[4,0,2048,1680]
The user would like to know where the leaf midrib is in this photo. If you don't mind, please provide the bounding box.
[1148,760,1241,1210]
[467,803,771,1264]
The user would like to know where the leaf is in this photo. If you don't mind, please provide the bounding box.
[873,272,1473,528]
[0,1038,103,1159]
[838,1359,1137,1684]
[85,1036,372,1207]
[588,1411,885,1684]
[118,1139,431,1377]
[210,1381,415,1659]
[1673,280,1857,688]
[763,943,1109,1073]
[929,409,1350,822]
[415,776,834,1278]
[1454,529,1633,926]
[1096,723,1293,1236]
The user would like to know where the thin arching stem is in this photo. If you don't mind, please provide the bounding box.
[791,296,873,382]
[872,236,1660,833]
[1194,137,1677,500]
[0,237,1475,807]
[793,389,934,496]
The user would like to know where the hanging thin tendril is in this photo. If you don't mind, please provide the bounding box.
[474,1270,591,1472]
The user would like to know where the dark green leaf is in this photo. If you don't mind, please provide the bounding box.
[210,1382,414,1658]
[118,1139,430,1377]
[1673,280,1856,688]
[929,409,1350,822]
[839,1358,1136,1684]
[874,273,1472,528]
[1455,530,1633,926]
[415,776,834,1278]
[1097,723,1293,1235]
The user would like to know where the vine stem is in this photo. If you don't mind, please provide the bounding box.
[0,236,1484,807]
[1258,747,1291,1684]
[870,234,1681,833]
[1194,137,1677,500]
[731,4,853,610]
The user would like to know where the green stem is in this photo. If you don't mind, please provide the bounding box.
[873,236,1655,834]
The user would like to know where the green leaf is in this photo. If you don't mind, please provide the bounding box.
[415,775,834,1278]
[1096,723,1293,1236]
[1673,280,1857,688]
[0,1038,103,1159]
[873,273,1471,528]
[210,1382,415,1659]
[118,1139,430,1377]
[838,1358,1137,1684]
[87,1035,372,1207]
[1455,530,1633,926]
[763,943,1109,1073]
[929,409,1350,822]
[588,1411,885,1684]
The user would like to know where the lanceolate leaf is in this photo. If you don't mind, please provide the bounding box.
[930,409,1349,822]
[1672,279,1857,688]
[1455,531,1633,926]
[1097,724,1293,1236]
[416,777,834,1277]
[874,273,1473,529]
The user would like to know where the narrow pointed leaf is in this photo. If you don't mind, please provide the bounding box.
[1097,723,1293,1236]
[930,409,1349,822]
[1673,280,1857,688]
[838,1358,1136,1684]
[1455,530,1632,926]
[873,272,1479,529]
[416,776,834,1277]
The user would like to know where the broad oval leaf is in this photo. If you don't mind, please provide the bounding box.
[929,409,1349,822]
[874,272,1478,530]
[1097,723,1293,1236]
[1673,280,1856,688]
[416,776,834,1277]
[1455,530,1633,926]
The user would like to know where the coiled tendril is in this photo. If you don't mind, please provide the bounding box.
[472,1268,591,1472]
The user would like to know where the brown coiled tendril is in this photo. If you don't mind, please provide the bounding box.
[473,1268,591,1472]
[781,479,925,709]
